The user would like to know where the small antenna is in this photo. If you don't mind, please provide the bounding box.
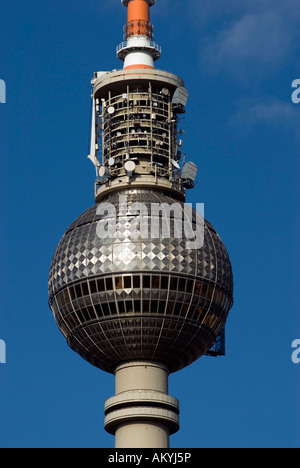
[87,95,100,169]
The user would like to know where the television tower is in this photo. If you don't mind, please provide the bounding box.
[48,0,234,448]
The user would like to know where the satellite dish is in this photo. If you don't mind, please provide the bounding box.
[125,160,136,176]
[171,159,180,169]
[107,106,115,115]
[99,166,111,178]
[108,158,115,167]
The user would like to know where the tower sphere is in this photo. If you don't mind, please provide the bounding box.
[48,190,233,374]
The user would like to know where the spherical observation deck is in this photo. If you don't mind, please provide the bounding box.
[48,190,233,374]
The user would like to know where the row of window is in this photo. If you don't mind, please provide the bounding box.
[103,111,170,130]
[104,104,170,118]
[104,118,171,135]
[59,292,221,313]
[105,136,170,148]
[104,95,169,113]
[55,275,231,311]
[106,143,171,158]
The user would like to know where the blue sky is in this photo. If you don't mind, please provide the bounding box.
[0,0,299,448]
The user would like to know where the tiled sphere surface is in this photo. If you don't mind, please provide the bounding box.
[48,191,234,373]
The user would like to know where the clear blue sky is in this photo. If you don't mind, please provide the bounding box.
[0,0,299,448]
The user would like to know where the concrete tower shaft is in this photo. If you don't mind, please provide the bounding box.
[105,361,179,448]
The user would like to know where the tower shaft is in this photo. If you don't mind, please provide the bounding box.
[105,361,179,448]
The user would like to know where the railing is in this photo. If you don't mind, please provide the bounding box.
[117,41,161,55]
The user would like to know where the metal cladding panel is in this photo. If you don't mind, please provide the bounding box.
[48,191,234,373]
[172,87,189,107]
[181,162,198,182]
